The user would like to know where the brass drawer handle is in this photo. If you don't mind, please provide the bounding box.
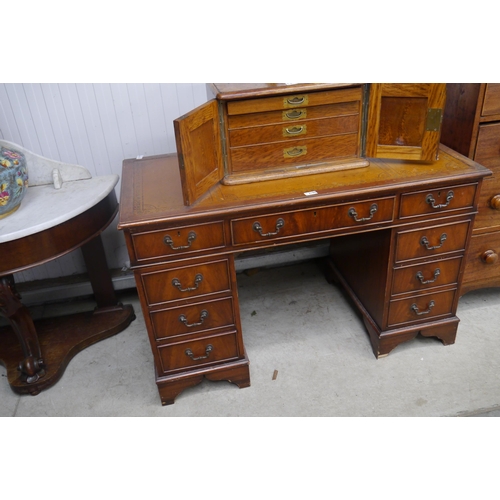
[426,190,454,209]
[284,125,305,136]
[253,218,285,237]
[287,96,305,105]
[283,146,307,158]
[348,203,378,222]
[179,309,208,328]
[172,273,203,292]
[416,268,441,284]
[185,344,213,361]
[420,233,447,250]
[164,231,196,250]
[284,109,306,120]
[411,300,435,316]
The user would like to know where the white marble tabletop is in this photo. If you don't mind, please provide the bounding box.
[0,175,119,244]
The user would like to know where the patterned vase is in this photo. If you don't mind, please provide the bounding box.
[0,145,29,219]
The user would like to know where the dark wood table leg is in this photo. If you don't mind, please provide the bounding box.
[0,275,46,389]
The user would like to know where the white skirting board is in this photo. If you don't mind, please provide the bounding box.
[16,241,331,307]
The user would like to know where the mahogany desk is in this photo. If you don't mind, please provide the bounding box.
[118,145,491,405]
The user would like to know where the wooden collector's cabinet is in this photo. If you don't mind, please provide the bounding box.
[174,83,447,205]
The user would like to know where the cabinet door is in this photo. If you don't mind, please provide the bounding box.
[174,100,223,206]
[365,83,446,162]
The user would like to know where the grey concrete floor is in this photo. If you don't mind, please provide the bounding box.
[1,260,500,417]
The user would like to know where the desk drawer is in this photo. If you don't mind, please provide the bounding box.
[150,297,236,341]
[395,220,470,262]
[226,87,363,115]
[139,259,232,306]
[229,133,359,173]
[231,197,395,246]
[227,101,360,129]
[387,289,456,327]
[228,114,359,147]
[131,221,225,262]
[463,231,500,286]
[391,256,463,295]
[157,331,239,374]
[399,184,477,219]
[481,83,500,117]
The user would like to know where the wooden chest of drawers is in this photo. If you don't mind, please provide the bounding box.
[441,83,500,294]
[119,147,489,404]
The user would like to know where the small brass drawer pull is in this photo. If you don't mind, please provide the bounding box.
[411,300,435,316]
[283,146,307,158]
[179,309,208,328]
[283,109,306,120]
[284,125,305,136]
[164,231,196,250]
[348,203,378,222]
[287,96,305,105]
[172,273,203,292]
[253,218,285,237]
[185,344,213,361]
[420,233,447,250]
[416,268,441,284]
[426,190,454,209]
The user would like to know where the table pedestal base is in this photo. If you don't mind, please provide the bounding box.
[0,304,135,395]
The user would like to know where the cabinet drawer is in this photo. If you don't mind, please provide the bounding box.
[227,101,360,129]
[399,184,477,219]
[392,256,463,295]
[157,332,239,374]
[463,231,500,286]
[227,87,363,115]
[475,122,500,171]
[229,133,359,173]
[139,259,232,306]
[228,114,359,147]
[395,220,470,262]
[131,221,225,262]
[150,297,236,341]
[231,197,395,246]
[387,289,456,327]
[481,84,500,117]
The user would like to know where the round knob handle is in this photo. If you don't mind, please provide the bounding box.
[490,194,500,210]
[481,250,499,265]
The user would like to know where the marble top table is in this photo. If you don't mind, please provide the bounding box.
[0,141,135,395]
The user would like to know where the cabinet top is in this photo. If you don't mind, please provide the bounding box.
[118,145,491,230]
[209,83,361,101]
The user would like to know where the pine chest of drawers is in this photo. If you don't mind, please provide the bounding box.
[118,146,490,405]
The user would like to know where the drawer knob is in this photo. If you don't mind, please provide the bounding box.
[426,190,454,209]
[420,233,447,250]
[253,218,285,237]
[164,231,196,250]
[489,194,500,211]
[411,300,435,316]
[348,203,378,222]
[172,273,203,292]
[481,250,499,265]
[179,309,208,328]
[416,268,441,284]
[185,344,213,361]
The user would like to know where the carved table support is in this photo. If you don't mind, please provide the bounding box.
[0,275,45,387]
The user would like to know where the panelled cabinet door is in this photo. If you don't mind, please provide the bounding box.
[174,99,223,206]
[365,83,446,162]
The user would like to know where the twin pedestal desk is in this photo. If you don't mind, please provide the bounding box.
[118,146,490,405]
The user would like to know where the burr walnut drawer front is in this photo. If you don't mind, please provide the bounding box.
[399,184,477,219]
[387,289,456,327]
[391,256,463,295]
[226,87,363,116]
[157,332,240,374]
[131,221,225,262]
[150,297,236,341]
[231,197,395,246]
[394,220,470,263]
[139,259,232,307]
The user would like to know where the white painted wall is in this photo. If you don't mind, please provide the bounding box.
[0,83,209,283]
